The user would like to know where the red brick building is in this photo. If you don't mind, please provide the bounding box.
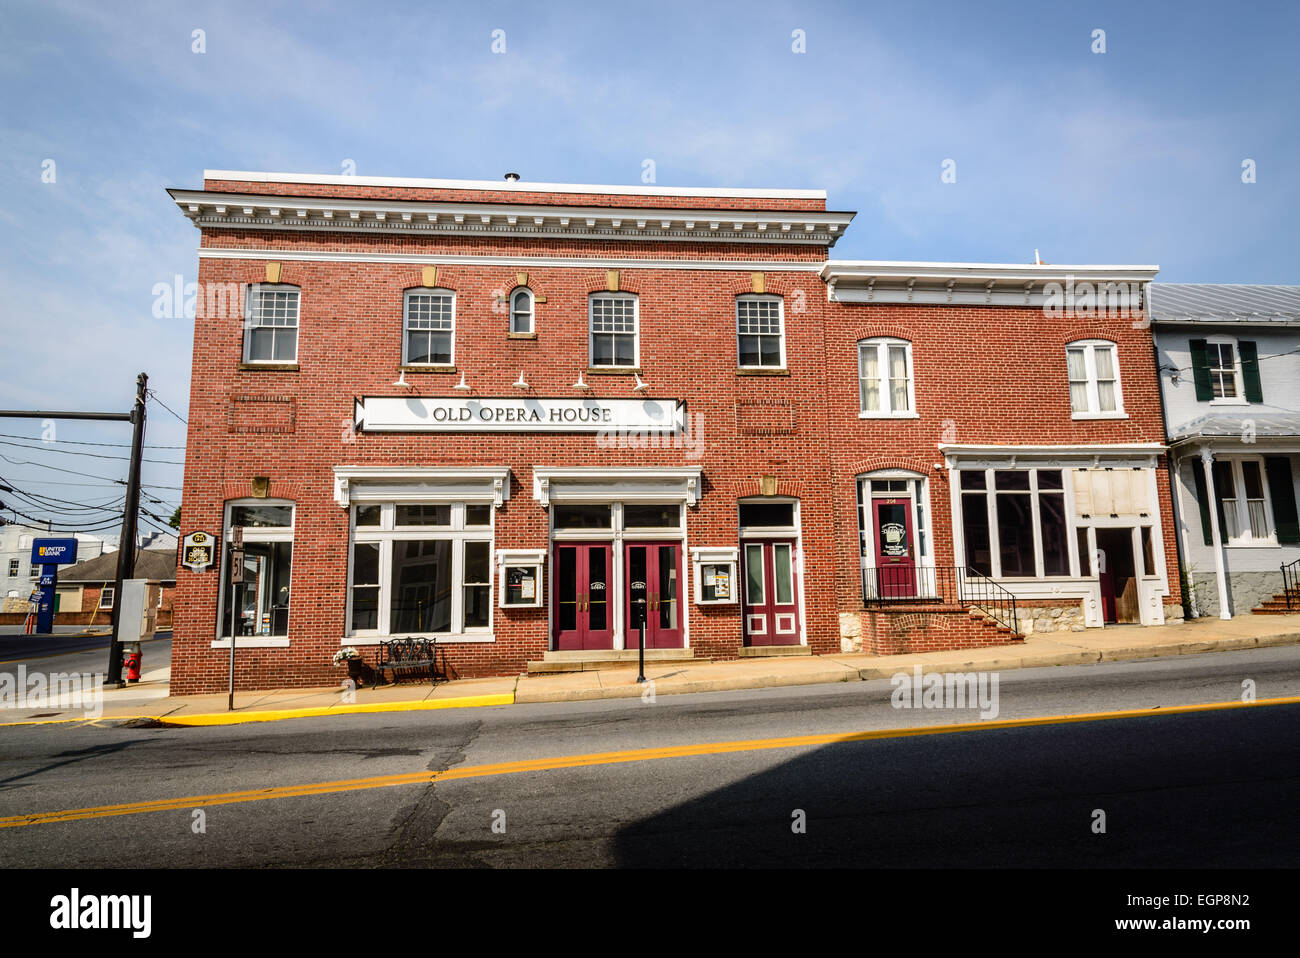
[167,170,1179,693]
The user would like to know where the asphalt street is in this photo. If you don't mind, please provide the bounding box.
[1,646,1298,868]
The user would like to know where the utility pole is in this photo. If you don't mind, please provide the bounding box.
[106,373,148,688]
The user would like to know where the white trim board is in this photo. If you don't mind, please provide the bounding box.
[202,170,827,200]
[197,247,828,272]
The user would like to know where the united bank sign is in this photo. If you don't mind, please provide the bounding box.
[354,396,685,434]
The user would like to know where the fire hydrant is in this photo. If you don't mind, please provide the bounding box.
[123,642,142,683]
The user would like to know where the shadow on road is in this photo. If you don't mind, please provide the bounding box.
[611,705,1300,867]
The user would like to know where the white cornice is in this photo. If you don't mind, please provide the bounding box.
[823,261,1157,307]
[197,247,827,272]
[532,465,703,508]
[939,442,1166,469]
[202,170,826,200]
[170,189,853,246]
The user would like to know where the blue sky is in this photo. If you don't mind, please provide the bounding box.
[1,0,1297,529]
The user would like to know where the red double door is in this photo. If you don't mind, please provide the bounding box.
[553,542,683,651]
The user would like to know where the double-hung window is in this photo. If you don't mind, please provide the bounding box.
[1213,458,1275,543]
[1208,341,1240,399]
[1066,340,1123,417]
[589,293,638,367]
[1190,335,1263,404]
[244,285,299,363]
[404,289,455,365]
[858,338,914,416]
[348,502,493,637]
[510,288,534,334]
[7,559,18,577]
[737,295,784,368]
[99,586,115,609]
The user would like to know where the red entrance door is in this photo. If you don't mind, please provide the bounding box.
[625,543,684,649]
[554,543,614,650]
[742,539,800,646]
[872,498,916,598]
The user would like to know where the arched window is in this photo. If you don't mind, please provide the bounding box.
[510,288,534,334]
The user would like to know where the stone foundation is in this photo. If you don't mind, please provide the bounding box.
[1187,570,1287,617]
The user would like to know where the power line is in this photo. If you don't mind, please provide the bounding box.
[0,454,184,491]
[0,437,185,466]
[146,390,188,425]
[0,431,185,450]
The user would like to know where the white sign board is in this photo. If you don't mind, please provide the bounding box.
[355,396,683,433]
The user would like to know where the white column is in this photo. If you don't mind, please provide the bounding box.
[1199,447,1233,619]
[1171,454,1200,618]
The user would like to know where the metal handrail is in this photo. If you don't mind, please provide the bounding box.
[1282,558,1300,612]
[863,564,1020,636]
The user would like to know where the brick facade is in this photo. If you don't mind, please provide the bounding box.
[168,172,1178,693]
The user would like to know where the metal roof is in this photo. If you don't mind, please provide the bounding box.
[1149,284,1300,325]
[1170,411,1300,442]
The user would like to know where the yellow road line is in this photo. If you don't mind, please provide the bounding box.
[0,693,516,728]
[1,694,1297,831]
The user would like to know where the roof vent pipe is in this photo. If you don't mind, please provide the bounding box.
[504,172,520,182]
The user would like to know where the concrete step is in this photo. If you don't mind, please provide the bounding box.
[527,648,703,673]
[738,644,812,657]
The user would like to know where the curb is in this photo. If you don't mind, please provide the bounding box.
[6,631,1297,724]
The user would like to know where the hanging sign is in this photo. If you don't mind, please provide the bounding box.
[181,531,217,573]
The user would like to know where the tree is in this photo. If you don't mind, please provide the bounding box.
[168,506,181,530]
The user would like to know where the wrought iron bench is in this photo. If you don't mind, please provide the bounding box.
[376,636,440,685]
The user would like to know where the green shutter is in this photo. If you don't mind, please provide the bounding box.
[1264,457,1300,544]
[1239,340,1264,403]
[1189,339,1213,401]
[1190,459,1214,546]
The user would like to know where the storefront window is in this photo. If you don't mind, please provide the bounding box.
[959,468,1075,579]
[348,502,493,636]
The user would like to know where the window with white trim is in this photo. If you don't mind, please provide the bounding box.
[7,559,18,577]
[589,293,638,367]
[99,586,115,609]
[1213,457,1276,543]
[244,285,299,363]
[858,338,914,416]
[510,288,534,334]
[1066,340,1123,417]
[404,289,455,365]
[1207,337,1241,400]
[736,295,784,368]
[348,502,493,637]
[220,501,294,639]
[958,468,1072,578]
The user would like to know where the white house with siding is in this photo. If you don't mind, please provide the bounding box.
[1151,284,1300,617]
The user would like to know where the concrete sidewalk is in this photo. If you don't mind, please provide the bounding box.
[4,613,1299,726]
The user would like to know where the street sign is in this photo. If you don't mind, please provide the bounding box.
[230,549,244,583]
[30,538,79,565]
